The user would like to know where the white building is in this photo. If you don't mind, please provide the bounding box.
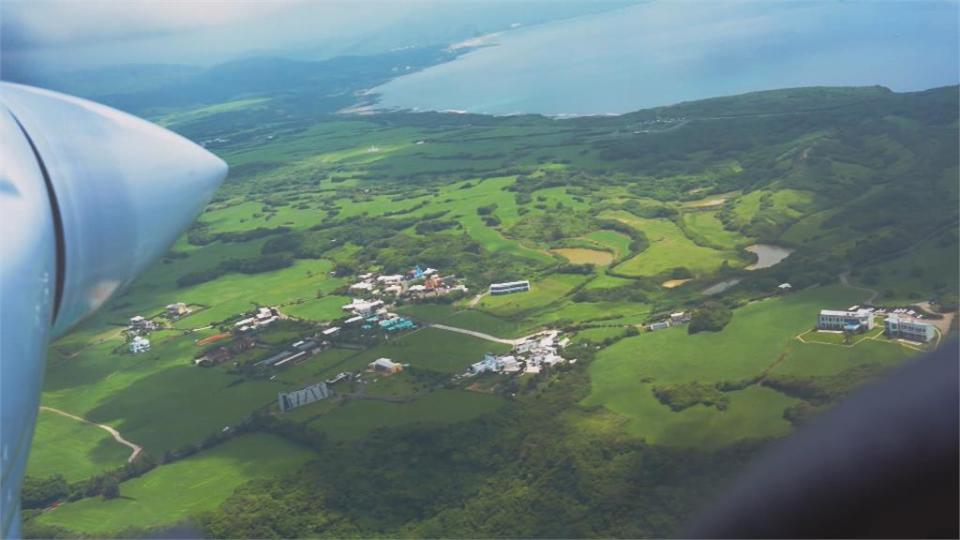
[377,274,404,284]
[129,336,150,354]
[166,302,190,317]
[369,357,403,373]
[884,315,935,343]
[349,282,375,292]
[489,280,531,295]
[342,298,384,315]
[817,309,875,332]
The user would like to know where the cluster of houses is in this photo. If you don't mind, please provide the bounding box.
[348,266,468,301]
[816,305,936,343]
[647,311,692,332]
[194,336,257,366]
[234,307,281,333]
[341,298,416,333]
[468,331,572,376]
[126,316,158,354]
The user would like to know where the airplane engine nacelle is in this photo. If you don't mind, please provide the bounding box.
[0,83,227,537]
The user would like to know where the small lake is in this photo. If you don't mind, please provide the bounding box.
[744,244,794,270]
[702,278,742,296]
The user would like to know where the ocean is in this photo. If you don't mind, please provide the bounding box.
[371,1,960,116]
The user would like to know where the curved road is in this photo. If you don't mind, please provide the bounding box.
[428,323,548,346]
[40,406,142,463]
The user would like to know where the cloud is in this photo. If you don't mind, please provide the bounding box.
[2,0,309,50]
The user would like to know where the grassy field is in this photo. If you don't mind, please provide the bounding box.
[35,434,315,535]
[582,285,913,446]
[601,211,742,277]
[40,333,288,454]
[397,304,520,338]
[307,390,506,441]
[551,248,614,265]
[681,210,746,250]
[27,410,131,482]
[476,274,587,316]
[353,327,511,374]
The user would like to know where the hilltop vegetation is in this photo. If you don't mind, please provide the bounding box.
[23,83,958,538]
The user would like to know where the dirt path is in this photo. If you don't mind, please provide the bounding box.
[40,406,142,463]
[839,272,878,304]
[468,292,488,308]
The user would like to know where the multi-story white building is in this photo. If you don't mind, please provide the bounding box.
[489,280,530,295]
[817,309,875,332]
[129,336,150,354]
[884,315,936,343]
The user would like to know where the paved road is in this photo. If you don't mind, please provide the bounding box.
[839,272,879,304]
[429,324,521,345]
[41,406,143,463]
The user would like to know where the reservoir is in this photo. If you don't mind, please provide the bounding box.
[372,2,959,116]
[744,244,794,270]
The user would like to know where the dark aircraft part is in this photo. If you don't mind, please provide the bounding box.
[0,83,227,537]
[687,339,959,539]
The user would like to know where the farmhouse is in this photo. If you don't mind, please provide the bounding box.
[817,309,875,332]
[166,302,190,318]
[648,321,671,331]
[128,315,157,333]
[489,280,531,295]
[369,357,403,374]
[884,315,935,343]
[129,336,150,354]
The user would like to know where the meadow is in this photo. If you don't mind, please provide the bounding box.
[601,211,745,277]
[24,83,958,538]
[582,286,913,446]
[306,390,506,441]
[34,434,316,535]
[27,410,131,482]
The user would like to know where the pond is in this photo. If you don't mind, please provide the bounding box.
[744,244,794,270]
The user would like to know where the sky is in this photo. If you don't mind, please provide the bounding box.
[0,0,633,79]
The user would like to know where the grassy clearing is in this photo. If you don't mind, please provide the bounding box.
[36,434,315,535]
[681,210,745,250]
[354,327,511,374]
[551,248,614,265]
[582,230,633,258]
[283,295,352,321]
[27,410,131,482]
[583,286,913,445]
[307,390,506,441]
[601,211,740,277]
[476,274,587,316]
[397,304,520,338]
[41,332,286,454]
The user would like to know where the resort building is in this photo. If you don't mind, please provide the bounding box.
[489,280,531,295]
[817,309,875,332]
[129,336,150,354]
[884,315,936,343]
